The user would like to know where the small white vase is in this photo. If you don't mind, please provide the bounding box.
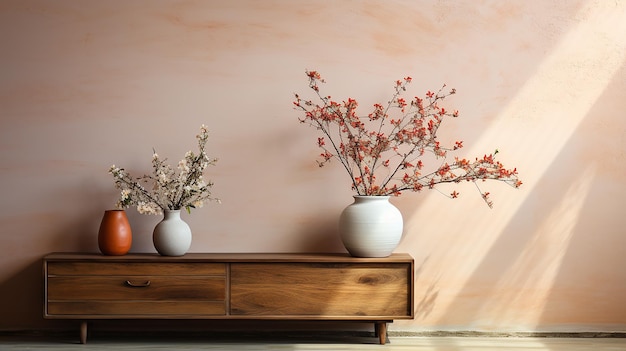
[339,196,404,258]
[152,210,192,256]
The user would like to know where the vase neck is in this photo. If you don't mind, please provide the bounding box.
[163,210,182,219]
[353,195,390,200]
[352,195,391,203]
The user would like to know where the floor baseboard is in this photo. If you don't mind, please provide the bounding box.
[388,331,626,338]
[2,329,625,339]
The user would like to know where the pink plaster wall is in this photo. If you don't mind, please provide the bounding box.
[0,0,625,332]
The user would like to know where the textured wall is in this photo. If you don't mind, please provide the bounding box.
[1,0,625,332]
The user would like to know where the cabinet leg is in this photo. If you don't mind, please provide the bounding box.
[80,321,87,344]
[375,322,387,345]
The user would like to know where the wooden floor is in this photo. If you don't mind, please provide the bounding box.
[1,334,625,350]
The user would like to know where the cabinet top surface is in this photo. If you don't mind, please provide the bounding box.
[44,252,413,263]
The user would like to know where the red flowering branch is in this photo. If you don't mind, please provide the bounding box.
[293,71,522,207]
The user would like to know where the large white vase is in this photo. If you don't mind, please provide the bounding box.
[152,210,192,256]
[339,196,404,258]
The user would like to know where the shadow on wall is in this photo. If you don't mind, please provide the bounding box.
[536,175,626,330]
[0,177,115,330]
[424,0,626,330]
[0,259,72,331]
[49,210,102,254]
[431,96,619,330]
[536,62,626,330]
[0,260,41,329]
[294,212,345,253]
[48,175,121,254]
[413,256,440,320]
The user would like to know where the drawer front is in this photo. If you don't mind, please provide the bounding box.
[48,276,225,300]
[46,261,227,317]
[47,262,225,276]
[230,263,412,318]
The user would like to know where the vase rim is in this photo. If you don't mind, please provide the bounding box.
[353,195,391,199]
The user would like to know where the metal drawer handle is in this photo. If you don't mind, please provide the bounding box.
[125,280,151,288]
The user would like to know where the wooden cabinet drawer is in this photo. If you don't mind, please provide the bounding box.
[46,261,227,316]
[48,276,225,300]
[230,263,411,317]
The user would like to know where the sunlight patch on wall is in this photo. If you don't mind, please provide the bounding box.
[401,0,626,326]
[477,166,595,329]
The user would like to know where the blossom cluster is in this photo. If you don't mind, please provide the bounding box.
[109,125,218,215]
[293,71,522,207]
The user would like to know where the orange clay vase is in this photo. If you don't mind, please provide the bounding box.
[98,210,132,255]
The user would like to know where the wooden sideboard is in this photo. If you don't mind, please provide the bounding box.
[43,252,414,344]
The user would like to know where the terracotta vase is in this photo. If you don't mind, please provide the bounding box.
[98,210,132,255]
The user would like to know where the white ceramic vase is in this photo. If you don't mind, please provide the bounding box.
[339,196,404,258]
[152,210,192,256]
